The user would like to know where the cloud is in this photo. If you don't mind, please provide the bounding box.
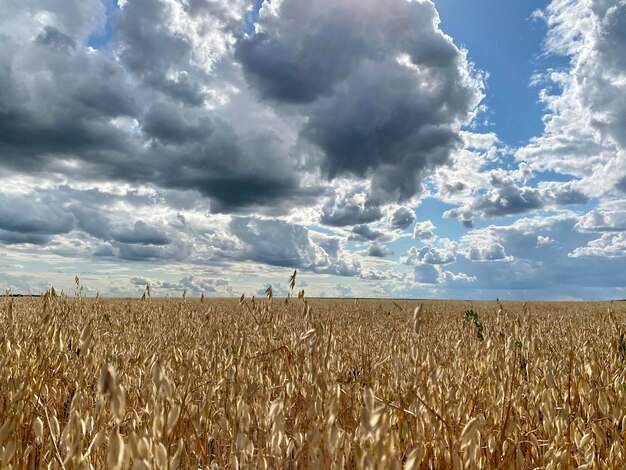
[1,0,624,300]
[438,271,476,283]
[389,206,416,230]
[238,0,484,204]
[109,241,188,262]
[335,284,353,297]
[0,194,76,244]
[230,216,324,268]
[444,172,588,226]
[402,244,456,266]
[68,204,113,240]
[0,0,485,221]
[413,220,436,240]
[115,0,204,105]
[460,213,585,262]
[516,0,626,192]
[0,3,140,173]
[134,102,317,213]
[536,235,556,247]
[0,231,51,245]
[257,283,290,297]
[467,243,507,261]
[114,0,248,104]
[130,276,151,287]
[229,216,360,276]
[429,213,626,297]
[432,131,504,205]
[0,0,312,215]
[0,0,106,42]
[0,0,491,274]
[569,233,626,258]
[348,224,384,242]
[412,264,439,284]
[575,202,626,232]
[35,26,77,50]
[130,275,234,296]
[112,221,170,245]
[319,186,383,226]
[0,273,52,295]
[359,268,404,282]
[366,242,393,258]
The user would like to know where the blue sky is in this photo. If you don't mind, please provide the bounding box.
[437,0,556,143]
[86,0,120,49]
[0,0,625,300]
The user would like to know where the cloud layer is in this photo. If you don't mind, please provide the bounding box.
[0,0,624,300]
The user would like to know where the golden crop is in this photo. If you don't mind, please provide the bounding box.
[1,289,625,468]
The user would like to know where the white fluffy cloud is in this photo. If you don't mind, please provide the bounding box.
[518,0,626,192]
[467,243,508,261]
[575,200,626,232]
[570,233,626,258]
[413,220,436,240]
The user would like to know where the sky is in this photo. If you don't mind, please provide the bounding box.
[0,0,625,300]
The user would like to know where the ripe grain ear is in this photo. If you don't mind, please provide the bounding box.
[1,283,624,467]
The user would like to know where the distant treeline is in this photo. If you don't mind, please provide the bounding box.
[1,294,42,298]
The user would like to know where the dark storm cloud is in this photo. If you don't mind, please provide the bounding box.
[348,224,384,242]
[238,0,483,204]
[0,230,51,245]
[304,60,468,202]
[141,102,209,144]
[0,0,309,215]
[114,0,206,106]
[0,28,139,172]
[444,177,589,226]
[0,186,186,262]
[113,242,181,261]
[110,100,322,214]
[0,45,306,212]
[142,122,314,213]
[319,188,383,226]
[390,206,416,230]
[0,184,166,245]
[236,27,365,104]
[0,0,483,219]
[112,221,170,246]
[114,0,249,105]
[366,242,392,258]
[0,194,76,239]
[35,26,77,50]
[320,204,383,227]
[66,204,113,240]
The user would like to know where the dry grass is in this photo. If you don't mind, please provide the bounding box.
[1,285,626,468]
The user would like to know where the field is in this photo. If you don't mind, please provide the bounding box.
[1,292,626,469]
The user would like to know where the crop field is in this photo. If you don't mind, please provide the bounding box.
[1,292,626,469]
